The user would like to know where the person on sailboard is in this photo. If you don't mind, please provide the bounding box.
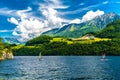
[39,52,42,60]
[101,50,106,59]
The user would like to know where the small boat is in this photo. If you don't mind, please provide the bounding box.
[38,52,42,60]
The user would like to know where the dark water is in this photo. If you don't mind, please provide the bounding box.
[0,56,120,80]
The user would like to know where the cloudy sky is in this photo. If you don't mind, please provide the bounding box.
[0,0,120,42]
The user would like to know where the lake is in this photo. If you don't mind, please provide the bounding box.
[0,56,120,80]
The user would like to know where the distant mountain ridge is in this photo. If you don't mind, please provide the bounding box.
[2,37,23,44]
[96,19,120,38]
[43,12,120,38]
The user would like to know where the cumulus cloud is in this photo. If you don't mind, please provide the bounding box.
[70,18,81,24]
[82,10,104,22]
[9,17,53,42]
[69,10,104,24]
[39,0,69,29]
[7,17,19,25]
[8,0,69,42]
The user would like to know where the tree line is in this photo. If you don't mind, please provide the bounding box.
[11,35,120,56]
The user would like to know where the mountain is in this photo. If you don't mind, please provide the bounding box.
[43,12,120,38]
[43,28,59,37]
[96,19,120,38]
[2,37,23,44]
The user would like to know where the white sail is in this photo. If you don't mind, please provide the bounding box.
[102,55,105,59]
[39,52,42,60]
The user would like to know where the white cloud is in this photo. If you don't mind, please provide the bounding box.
[16,7,32,19]
[69,10,104,24]
[7,7,50,42]
[39,0,69,29]
[7,0,69,42]
[7,17,19,25]
[11,18,52,42]
[70,18,81,24]
[82,10,104,22]
[0,30,13,32]
[103,1,109,4]
[0,8,17,17]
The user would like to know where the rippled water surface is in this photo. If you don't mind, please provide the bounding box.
[0,56,120,80]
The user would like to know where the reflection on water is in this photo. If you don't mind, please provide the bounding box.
[0,56,120,80]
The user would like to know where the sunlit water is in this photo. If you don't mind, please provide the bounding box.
[0,56,120,80]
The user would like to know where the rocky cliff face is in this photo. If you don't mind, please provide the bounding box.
[0,49,14,60]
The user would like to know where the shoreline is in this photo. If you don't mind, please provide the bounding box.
[13,55,120,56]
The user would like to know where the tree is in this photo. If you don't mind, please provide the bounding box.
[0,38,4,50]
[26,35,53,46]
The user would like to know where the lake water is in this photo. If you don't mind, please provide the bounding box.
[0,56,120,80]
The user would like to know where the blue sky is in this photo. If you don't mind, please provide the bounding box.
[0,0,120,42]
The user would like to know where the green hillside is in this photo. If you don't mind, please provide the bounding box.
[25,35,110,46]
[26,35,53,46]
[44,24,100,38]
[43,12,120,38]
[96,19,120,38]
[55,25,100,38]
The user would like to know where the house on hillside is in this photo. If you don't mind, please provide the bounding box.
[81,34,95,40]
[72,34,95,40]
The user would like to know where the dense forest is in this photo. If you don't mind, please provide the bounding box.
[11,35,120,56]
